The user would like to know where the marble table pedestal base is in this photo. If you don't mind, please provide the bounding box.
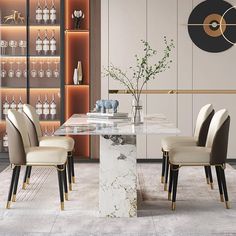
[99,135,137,217]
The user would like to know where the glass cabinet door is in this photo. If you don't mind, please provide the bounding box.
[29,0,61,136]
[0,0,27,152]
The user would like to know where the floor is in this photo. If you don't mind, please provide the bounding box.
[0,163,236,235]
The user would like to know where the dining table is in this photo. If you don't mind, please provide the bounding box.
[54,114,180,218]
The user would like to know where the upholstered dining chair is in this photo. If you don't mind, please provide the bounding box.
[22,104,75,191]
[161,104,215,191]
[168,109,230,211]
[6,109,67,210]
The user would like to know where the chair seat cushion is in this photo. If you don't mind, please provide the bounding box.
[26,147,67,165]
[161,136,197,152]
[169,146,211,165]
[39,136,75,152]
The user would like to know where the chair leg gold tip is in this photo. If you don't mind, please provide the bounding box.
[210,183,214,190]
[26,178,30,185]
[207,178,210,185]
[12,194,16,202]
[72,177,75,183]
[161,176,164,184]
[225,201,230,209]
[60,202,65,211]
[69,184,72,191]
[22,183,27,190]
[65,193,68,201]
[164,183,168,191]
[220,194,224,202]
[168,192,171,201]
[171,202,176,211]
[6,201,11,209]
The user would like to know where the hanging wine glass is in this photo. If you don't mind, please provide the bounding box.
[8,61,15,78]
[23,62,27,78]
[1,62,7,78]
[45,61,52,78]
[15,61,22,78]
[31,61,37,78]
[53,61,59,78]
[19,40,27,55]
[0,40,8,55]
[9,40,18,55]
[38,61,45,78]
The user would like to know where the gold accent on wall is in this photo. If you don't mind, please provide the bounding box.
[109,90,236,95]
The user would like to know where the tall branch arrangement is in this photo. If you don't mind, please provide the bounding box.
[104,37,175,104]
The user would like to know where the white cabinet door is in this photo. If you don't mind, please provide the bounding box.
[193,94,236,159]
[109,0,147,90]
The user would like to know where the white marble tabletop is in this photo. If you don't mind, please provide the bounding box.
[54,114,180,136]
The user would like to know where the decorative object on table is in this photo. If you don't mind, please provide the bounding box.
[104,38,174,125]
[72,10,85,29]
[73,68,78,85]
[4,11,25,24]
[95,99,119,113]
[187,0,236,53]
[77,61,83,84]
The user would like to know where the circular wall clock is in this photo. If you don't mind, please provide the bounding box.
[188,0,236,53]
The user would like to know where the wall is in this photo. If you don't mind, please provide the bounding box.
[101,0,236,159]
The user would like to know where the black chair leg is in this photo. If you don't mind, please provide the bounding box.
[171,165,179,211]
[67,157,72,191]
[57,165,65,210]
[63,164,68,201]
[207,166,214,189]
[22,166,29,190]
[71,154,75,183]
[204,166,209,184]
[27,166,32,184]
[12,166,21,202]
[164,154,169,191]
[168,165,173,201]
[6,166,17,209]
[161,151,166,184]
[215,166,224,202]
[219,166,230,209]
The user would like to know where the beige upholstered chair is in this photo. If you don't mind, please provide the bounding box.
[22,104,75,191]
[6,110,67,210]
[161,104,214,191]
[168,109,230,210]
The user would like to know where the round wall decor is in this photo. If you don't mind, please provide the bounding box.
[188,0,236,53]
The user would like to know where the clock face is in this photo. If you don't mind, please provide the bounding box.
[188,0,236,53]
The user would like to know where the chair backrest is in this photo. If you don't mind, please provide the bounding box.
[194,104,214,146]
[6,110,30,165]
[23,104,42,137]
[205,109,230,165]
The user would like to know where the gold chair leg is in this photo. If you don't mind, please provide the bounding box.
[22,182,27,190]
[171,202,176,211]
[161,176,164,184]
[220,194,224,202]
[61,202,65,211]
[26,177,30,184]
[164,183,168,191]
[225,201,230,209]
[6,201,11,209]
[12,194,16,202]
[65,193,68,201]
[72,176,75,184]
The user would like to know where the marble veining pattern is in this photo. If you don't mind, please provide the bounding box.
[99,135,137,217]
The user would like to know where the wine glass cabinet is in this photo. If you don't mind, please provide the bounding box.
[0,0,100,159]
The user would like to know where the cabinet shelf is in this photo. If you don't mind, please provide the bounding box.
[65,30,89,33]
[0,24,26,27]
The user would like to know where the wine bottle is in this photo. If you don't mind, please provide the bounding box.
[36,30,43,55]
[50,94,56,120]
[3,96,10,118]
[42,94,49,120]
[36,95,43,119]
[50,0,56,24]
[36,0,43,24]
[43,30,50,55]
[3,132,8,148]
[17,96,23,112]
[10,96,17,110]
[50,30,56,55]
[43,0,50,24]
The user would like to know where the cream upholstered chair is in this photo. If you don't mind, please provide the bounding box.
[168,109,230,211]
[22,104,75,191]
[161,104,214,191]
[6,110,68,210]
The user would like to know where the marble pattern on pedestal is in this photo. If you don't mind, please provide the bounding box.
[99,135,137,217]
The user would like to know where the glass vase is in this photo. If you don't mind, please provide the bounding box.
[131,99,143,125]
